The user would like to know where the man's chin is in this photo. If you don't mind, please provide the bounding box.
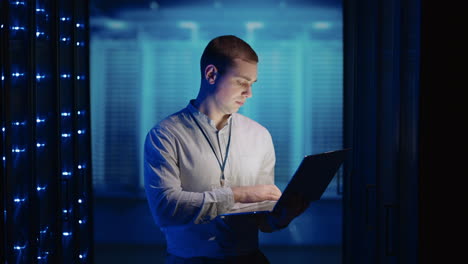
[225,105,242,115]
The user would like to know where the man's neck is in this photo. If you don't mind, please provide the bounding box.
[192,98,230,130]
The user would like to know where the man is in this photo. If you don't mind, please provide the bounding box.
[144,35,307,264]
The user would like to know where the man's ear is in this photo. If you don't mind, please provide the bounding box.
[204,64,218,85]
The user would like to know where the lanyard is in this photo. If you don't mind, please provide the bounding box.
[189,112,232,186]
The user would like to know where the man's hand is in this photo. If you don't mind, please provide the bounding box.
[231,184,281,203]
[256,193,310,233]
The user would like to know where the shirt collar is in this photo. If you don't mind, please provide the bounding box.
[187,100,232,131]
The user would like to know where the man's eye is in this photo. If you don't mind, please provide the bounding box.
[238,81,248,87]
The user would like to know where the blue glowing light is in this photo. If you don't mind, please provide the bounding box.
[78,164,85,169]
[61,112,71,116]
[62,171,72,176]
[12,72,25,77]
[62,232,72,236]
[36,143,46,148]
[13,198,26,203]
[61,133,71,138]
[61,74,71,78]
[77,110,85,115]
[36,74,45,80]
[36,185,47,191]
[76,23,84,28]
[2,127,5,132]
[78,199,83,204]
[12,148,26,153]
[12,121,26,126]
[37,251,50,260]
[11,26,25,31]
[1,75,4,80]
[36,117,46,123]
[13,245,26,250]
[12,1,25,6]
[60,17,70,21]
[76,42,84,47]
[36,8,45,13]
[61,37,70,42]
[36,31,45,37]
[77,129,85,134]
[76,75,86,80]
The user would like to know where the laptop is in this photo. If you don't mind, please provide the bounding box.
[220,148,351,216]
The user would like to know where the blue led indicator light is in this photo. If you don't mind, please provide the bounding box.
[12,148,26,153]
[11,26,25,31]
[14,198,26,203]
[12,121,26,126]
[12,72,25,77]
[14,245,26,250]
[12,1,26,5]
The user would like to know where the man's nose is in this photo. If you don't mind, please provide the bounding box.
[243,86,253,98]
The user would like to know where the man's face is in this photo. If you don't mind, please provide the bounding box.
[213,58,258,115]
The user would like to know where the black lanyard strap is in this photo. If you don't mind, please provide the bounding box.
[189,112,232,182]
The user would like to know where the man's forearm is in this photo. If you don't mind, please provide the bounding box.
[231,184,281,203]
